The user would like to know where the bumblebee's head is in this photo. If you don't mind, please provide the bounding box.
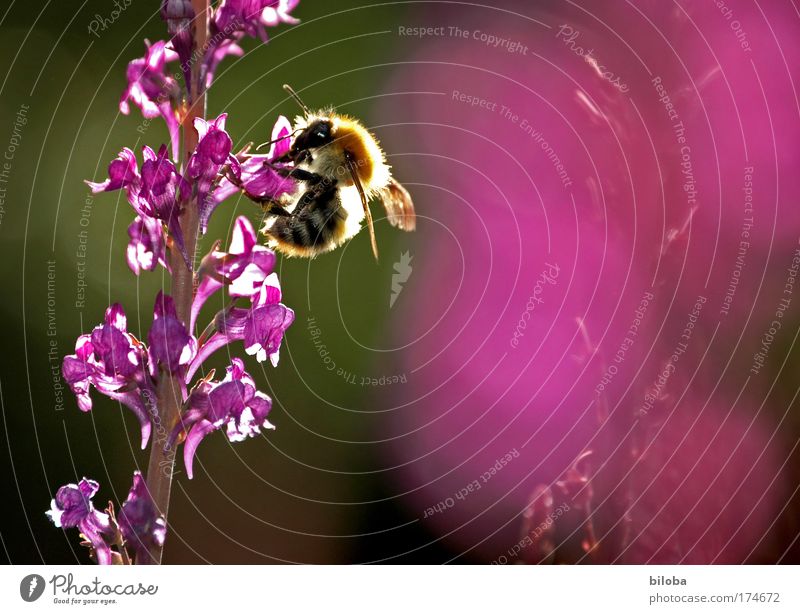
[281,85,390,192]
[292,118,334,153]
[291,113,390,192]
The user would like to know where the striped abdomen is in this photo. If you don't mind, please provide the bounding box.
[265,184,349,257]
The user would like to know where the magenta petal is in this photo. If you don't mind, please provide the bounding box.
[127,215,167,275]
[203,40,243,89]
[183,419,217,479]
[189,275,224,334]
[229,215,258,254]
[79,516,113,565]
[138,145,190,269]
[191,216,277,331]
[140,422,152,450]
[188,113,234,234]
[118,471,166,563]
[77,478,100,500]
[86,148,140,193]
[62,355,97,386]
[244,303,295,365]
[229,255,276,298]
[47,478,110,541]
[159,101,181,162]
[91,314,138,378]
[268,115,292,159]
[74,335,94,361]
[105,389,153,449]
[149,292,196,375]
[105,304,127,330]
[208,116,296,209]
[226,391,274,442]
[120,40,180,131]
[185,330,232,383]
[198,194,223,236]
[207,379,252,422]
[175,357,278,471]
[63,307,156,449]
[167,407,207,451]
[239,161,295,200]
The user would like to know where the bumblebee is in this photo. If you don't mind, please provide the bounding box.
[258,85,415,260]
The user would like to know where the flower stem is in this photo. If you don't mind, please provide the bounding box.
[144,0,209,565]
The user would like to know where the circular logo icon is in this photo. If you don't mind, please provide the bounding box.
[20,574,45,602]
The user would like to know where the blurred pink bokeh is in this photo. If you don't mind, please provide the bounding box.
[375,0,798,562]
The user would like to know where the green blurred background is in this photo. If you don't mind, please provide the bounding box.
[0,0,452,564]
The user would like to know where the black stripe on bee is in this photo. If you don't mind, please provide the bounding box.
[272,186,345,248]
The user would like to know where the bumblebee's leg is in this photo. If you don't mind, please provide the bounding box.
[256,171,332,221]
[269,164,324,184]
[266,184,343,250]
[262,201,292,216]
[244,194,292,217]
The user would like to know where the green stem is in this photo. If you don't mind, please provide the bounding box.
[143,0,209,565]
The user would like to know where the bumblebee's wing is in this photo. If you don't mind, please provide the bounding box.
[345,153,379,261]
[379,177,416,232]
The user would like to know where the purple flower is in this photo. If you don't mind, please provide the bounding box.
[187,114,238,233]
[120,40,181,160]
[148,292,197,377]
[190,216,277,331]
[188,272,293,381]
[86,147,144,216]
[261,0,300,27]
[214,115,296,205]
[62,305,154,449]
[201,2,298,90]
[140,145,192,268]
[86,147,140,196]
[87,145,191,270]
[203,39,244,90]
[236,278,295,365]
[118,472,166,564]
[46,478,113,565]
[160,0,195,91]
[169,358,274,479]
[213,0,299,43]
[127,215,168,275]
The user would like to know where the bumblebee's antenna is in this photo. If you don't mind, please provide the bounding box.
[255,127,303,151]
[283,84,311,115]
